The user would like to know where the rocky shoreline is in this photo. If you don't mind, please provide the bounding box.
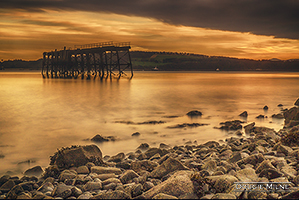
[0,99,299,199]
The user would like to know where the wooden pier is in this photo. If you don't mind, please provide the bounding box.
[42,41,133,79]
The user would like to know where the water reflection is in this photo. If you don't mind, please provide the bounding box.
[0,72,298,176]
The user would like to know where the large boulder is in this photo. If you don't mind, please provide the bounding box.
[284,107,299,127]
[150,157,189,179]
[143,171,194,199]
[24,166,44,177]
[50,145,103,169]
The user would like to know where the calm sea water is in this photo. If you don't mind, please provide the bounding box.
[0,71,299,176]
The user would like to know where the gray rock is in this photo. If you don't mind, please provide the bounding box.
[103,183,117,190]
[93,190,131,199]
[143,171,194,199]
[248,190,267,199]
[102,178,122,186]
[255,160,276,174]
[201,160,217,173]
[83,181,102,191]
[24,166,44,177]
[108,152,125,163]
[71,187,83,197]
[0,179,15,193]
[259,168,283,179]
[78,192,93,199]
[239,111,248,118]
[150,157,188,179]
[211,193,237,199]
[52,183,73,198]
[235,168,258,182]
[284,107,299,127]
[5,185,24,199]
[77,166,90,174]
[91,166,122,175]
[143,182,155,191]
[276,144,293,156]
[50,144,103,169]
[186,110,203,117]
[131,183,143,197]
[152,193,178,199]
[137,143,150,150]
[228,152,249,163]
[120,170,139,184]
[58,169,77,182]
[208,175,238,193]
[244,122,255,134]
[237,153,264,166]
[37,182,54,193]
[131,160,159,173]
[95,173,117,181]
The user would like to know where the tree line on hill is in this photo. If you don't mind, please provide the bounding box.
[1,51,298,71]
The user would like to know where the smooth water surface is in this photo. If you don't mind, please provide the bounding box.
[0,71,299,176]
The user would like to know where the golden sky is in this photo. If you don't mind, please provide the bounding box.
[1,1,299,61]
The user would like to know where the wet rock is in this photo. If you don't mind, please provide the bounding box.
[186,110,202,117]
[76,166,89,174]
[237,153,264,166]
[137,143,150,151]
[59,169,77,182]
[50,145,103,169]
[295,98,299,106]
[244,122,255,134]
[211,193,237,199]
[131,183,143,197]
[132,132,141,137]
[152,193,178,199]
[256,114,265,119]
[219,120,243,131]
[239,111,248,118]
[259,168,283,179]
[71,187,83,197]
[24,166,44,177]
[235,168,258,182]
[143,170,194,199]
[248,190,267,199]
[116,161,131,170]
[159,143,171,149]
[108,152,125,163]
[228,152,249,163]
[78,191,93,199]
[263,105,269,110]
[92,190,131,199]
[143,182,155,192]
[102,178,121,186]
[6,185,24,199]
[120,170,139,184]
[0,175,10,187]
[284,107,299,127]
[150,157,188,179]
[256,160,276,174]
[167,123,209,129]
[37,182,54,193]
[83,181,102,191]
[145,148,168,158]
[91,166,122,175]
[131,160,159,173]
[203,141,220,148]
[281,125,299,146]
[207,175,238,193]
[0,179,15,193]
[272,113,284,119]
[91,134,111,142]
[276,144,293,156]
[52,183,73,198]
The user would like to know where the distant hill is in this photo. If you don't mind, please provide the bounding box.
[1,51,299,71]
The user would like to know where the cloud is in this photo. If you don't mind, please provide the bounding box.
[0,0,299,39]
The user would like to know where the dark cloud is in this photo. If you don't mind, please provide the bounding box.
[1,0,299,39]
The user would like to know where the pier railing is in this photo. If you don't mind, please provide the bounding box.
[42,41,133,80]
